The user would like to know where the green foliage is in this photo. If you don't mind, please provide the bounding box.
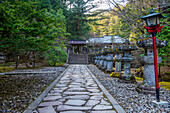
[140,54,144,57]
[89,10,132,38]
[66,0,95,40]
[157,9,170,66]
[44,46,67,66]
[0,0,68,67]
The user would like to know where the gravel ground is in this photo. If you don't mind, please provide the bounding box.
[0,67,65,113]
[87,65,170,113]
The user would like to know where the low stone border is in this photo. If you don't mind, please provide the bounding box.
[85,66,126,113]
[23,65,70,113]
[3,71,57,75]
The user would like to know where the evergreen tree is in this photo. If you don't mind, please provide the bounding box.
[0,0,67,67]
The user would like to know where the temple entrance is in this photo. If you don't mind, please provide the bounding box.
[67,40,88,64]
[71,45,87,54]
[68,40,87,54]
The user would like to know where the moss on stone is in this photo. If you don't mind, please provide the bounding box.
[109,72,121,78]
[135,76,143,82]
[159,82,170,90]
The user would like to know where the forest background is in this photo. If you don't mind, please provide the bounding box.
[0,0,169,69]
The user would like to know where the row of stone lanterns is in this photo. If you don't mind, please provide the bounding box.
[93,40,138,81]
[93,38,167,83]
[95,49,114,73]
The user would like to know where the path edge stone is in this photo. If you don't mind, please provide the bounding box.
[85,66,126,113]
[23,65,70,113]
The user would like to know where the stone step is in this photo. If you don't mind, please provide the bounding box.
[68,54,88,64]
[69,59,86,61]
[69,61,87,63]
[69,61,87,62]
[69,59,87,61]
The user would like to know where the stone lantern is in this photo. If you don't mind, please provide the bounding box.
[101,50,108,71]
[118,40,138,81]
[99,51,104,69]
[136,38,167,94]
[97,52,101,67]
[111,47,123,77]
[94,53,98,65]
[106,49,114,72]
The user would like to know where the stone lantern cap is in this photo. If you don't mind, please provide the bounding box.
[117,44,138,51]
[122,57,134,62]
[137,38,167,48]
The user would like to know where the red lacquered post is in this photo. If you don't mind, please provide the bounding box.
[152,33,160,102]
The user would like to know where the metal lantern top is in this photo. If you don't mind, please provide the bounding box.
[140,9,164,27]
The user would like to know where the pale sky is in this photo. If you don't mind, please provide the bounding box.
[90,0,127,12]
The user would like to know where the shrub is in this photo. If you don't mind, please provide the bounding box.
[162,72,170,82]
[44,47,67,66]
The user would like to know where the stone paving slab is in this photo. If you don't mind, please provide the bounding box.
[89,92,103,96]
[57,105,92,111]
[38,106,56,113]
[63,91,90,95]
[25,65,125,113]
[64,95,90,100]
[85,100,100,106]
[67,88,86,91]
[48,93,61,96]
[65,100,86,106]
[38,101,62,107]
[43,96,62,101]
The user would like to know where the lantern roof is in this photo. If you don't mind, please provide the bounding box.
[140,9,164,20]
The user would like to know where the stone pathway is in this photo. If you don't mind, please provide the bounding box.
[30,65,123,113]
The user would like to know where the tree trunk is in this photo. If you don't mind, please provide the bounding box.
[15,57,18,68]
[77,19,79,31]
[15,55,20,68]
[23,54,30,68]
[32,52,36,68]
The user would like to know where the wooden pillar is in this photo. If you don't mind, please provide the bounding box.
[73,46,74,53]
[81,46,83,54]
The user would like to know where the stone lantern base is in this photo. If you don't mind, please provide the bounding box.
[136,84,156,95]
[151,100,168,108]
[106,69,114,73]
[118,75,136,83]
